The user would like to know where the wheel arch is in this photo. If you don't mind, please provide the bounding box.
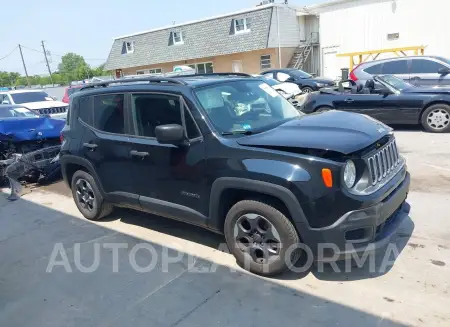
[419,101,450,123]
[60,155,106,195]
[209,177,308,234]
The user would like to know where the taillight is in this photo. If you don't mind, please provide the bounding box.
[349,65,360,81]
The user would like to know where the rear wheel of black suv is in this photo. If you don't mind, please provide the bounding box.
[224,200,302,276]
[71,170,113,220]
[421,104,450,133]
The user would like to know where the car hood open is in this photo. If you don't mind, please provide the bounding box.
[237,111,391,155]
[0,117,65,142]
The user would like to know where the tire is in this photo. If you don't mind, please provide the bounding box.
[301,86,314,93]
[224,200,302,276]
[421,104,450,133]
[71,170,113,220]
[315,106,333,113]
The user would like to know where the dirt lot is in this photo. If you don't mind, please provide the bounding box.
[1,128,449,327]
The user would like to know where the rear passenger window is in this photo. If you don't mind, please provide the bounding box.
[410,59,446,74]
[364,63,383,74]
[381,60,408,74]
[93,94,125,134]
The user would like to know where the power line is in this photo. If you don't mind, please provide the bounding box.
[20,44,105,61]
[41,40,54,85]
[0,46,18,61]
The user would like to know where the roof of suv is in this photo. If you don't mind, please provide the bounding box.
[75,73,260,96]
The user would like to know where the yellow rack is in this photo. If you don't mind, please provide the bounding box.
[337,46,426,70]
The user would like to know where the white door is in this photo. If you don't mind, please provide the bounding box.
[232,60,243,73]
[322,47,339,80]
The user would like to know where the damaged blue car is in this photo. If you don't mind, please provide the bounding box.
[0,105,64,197]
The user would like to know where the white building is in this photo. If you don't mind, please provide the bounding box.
[305,0,449,79]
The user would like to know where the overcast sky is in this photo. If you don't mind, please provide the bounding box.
[0,0,318,75]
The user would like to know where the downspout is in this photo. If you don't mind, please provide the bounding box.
[277,6,281,68]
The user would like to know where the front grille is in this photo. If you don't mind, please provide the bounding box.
[366,138,400,185]
[38,107,67,115]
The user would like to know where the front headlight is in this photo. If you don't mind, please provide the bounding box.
[295,93,309,107]
[343,160,357,188]
[316,83,326,87]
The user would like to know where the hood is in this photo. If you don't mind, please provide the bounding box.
[402,86,450,94]
[237,111,390,155]
[0,117,65,142]
[22,101,68,110]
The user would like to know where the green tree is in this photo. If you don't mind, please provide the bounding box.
[58,52,88,75]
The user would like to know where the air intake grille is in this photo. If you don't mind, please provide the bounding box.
[367,139,400,185]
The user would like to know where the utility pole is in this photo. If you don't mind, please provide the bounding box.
[18,44,30,87]
[41,40,54,86]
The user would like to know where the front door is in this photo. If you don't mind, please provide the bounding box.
[79,93,139,206]
[126,92,208,225]
[409,58,450,87]
[232,60,243,73]
[333,94,385,121]
[377,93,424,124]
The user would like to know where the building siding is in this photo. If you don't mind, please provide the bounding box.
[105,7,273,71]
[318,0,450,77]
[267,6,301,48]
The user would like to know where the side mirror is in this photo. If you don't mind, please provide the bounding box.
[438,67,450,75]
[155,124,185,145]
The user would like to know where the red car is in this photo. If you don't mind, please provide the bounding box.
[62,85,83,103]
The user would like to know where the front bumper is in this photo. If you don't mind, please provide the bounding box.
[301,171,410,261]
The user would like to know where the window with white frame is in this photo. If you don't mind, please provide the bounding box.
[234,18,251,34]
[125,41,134,53]
[260,55,271,69]
[136,68,163,75]
[172,32,184,45]
[184,62,214,74]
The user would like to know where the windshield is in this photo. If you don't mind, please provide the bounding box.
[194,80,301,134]
[0,106,39,118]
[290,69,312,79]
[431,56,450,66]
[263,78,280,87]
[378,75,413,91]
[10,91,51,104]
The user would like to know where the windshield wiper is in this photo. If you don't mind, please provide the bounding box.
[221,130,254,136]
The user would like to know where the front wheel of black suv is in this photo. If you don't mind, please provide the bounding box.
[71,170,113,220]
[224,200,302,276]
[421,104,450,133]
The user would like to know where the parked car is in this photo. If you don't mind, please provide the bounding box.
[60,73,410,276]
[0,89,68,120]
[261,68,335,93]
[252,74,301,99]
[62,85,84,104]
[349,56,450,87]
[298,74,450,133]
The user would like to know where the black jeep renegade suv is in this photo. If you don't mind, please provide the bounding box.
[60,73,410,276]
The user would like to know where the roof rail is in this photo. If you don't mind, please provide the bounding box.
[173,72,252,78]
[80,77,187,91]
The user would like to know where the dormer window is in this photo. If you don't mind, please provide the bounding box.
[172,32,184,45]
[125,41,134,54]
[234,18,251,34]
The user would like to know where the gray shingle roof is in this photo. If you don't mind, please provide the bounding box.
[105,7,273,70]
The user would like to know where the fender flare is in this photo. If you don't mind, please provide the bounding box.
[209,177,309,231]
[60,155,106,196]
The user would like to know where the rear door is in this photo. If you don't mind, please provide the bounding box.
[409,58,450,86]
[79,92,139,206]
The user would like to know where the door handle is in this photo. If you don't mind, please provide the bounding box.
[130,150,149,158]
[411,76,421,80]
[344,99,354,103]
[83,143,98,151]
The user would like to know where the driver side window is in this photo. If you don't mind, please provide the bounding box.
[277,72,291,82]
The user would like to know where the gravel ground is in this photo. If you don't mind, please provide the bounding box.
[1,127,449,327]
